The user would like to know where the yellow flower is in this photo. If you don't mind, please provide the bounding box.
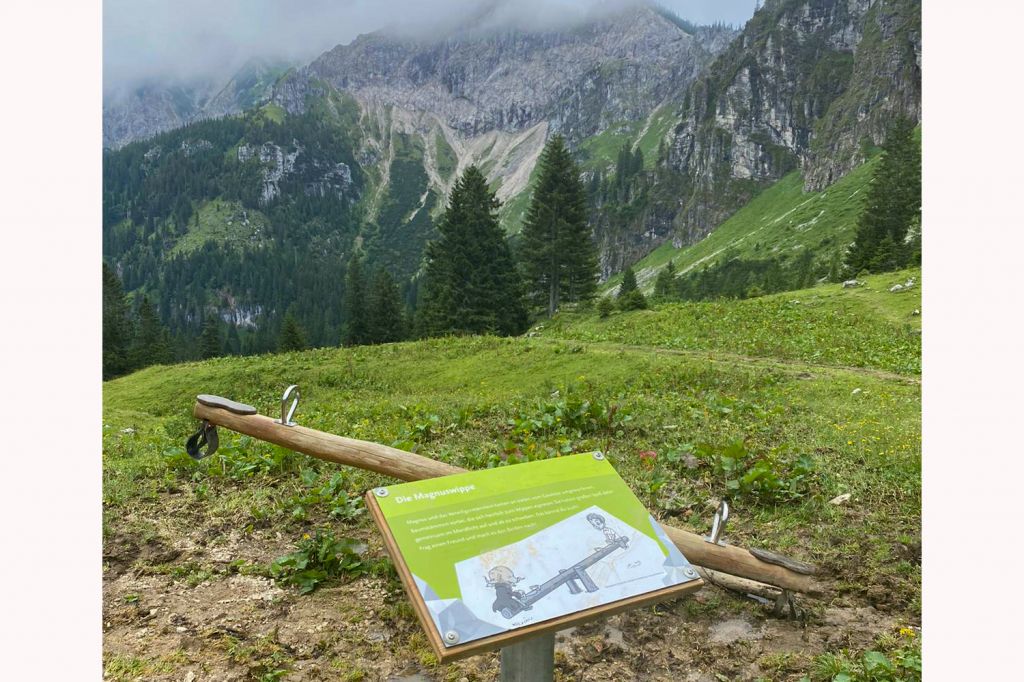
[899,627,916,638]
[302,533,311,540]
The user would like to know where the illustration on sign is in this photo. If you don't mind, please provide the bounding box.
[369,453,700,648]
[482,511,630,620]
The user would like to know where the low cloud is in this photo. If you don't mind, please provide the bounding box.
[104,0,755,92]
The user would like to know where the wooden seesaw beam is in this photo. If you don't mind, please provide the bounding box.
[192,398,824,595]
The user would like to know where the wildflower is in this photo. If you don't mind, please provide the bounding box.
[899,627,916,638]
[638,450,657,469]
[302,533,311,540]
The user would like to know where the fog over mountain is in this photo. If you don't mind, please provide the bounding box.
[103,0,755,92]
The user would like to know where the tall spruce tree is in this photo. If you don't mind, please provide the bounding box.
[343,255,369,346]
[278,312,308,352]
[520,135,598,316]
[225,324,242,355]
[845,118,921,274]
[102,263,134,379]
[129,295,172,369]
[418,166,528,337]
[653,260,676,299]
[618,266,639,296]
[199,316,223,359]
[367,269,406,343]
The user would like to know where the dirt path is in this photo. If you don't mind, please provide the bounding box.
[103,483,917,682]
[104,531,900,681]
[539,338,921,386]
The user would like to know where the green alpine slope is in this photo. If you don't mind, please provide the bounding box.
[547,268,920,376]
[604,156,880,295]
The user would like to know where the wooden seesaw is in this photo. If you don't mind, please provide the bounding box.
[186,385,823,675]
[186,388,823,602]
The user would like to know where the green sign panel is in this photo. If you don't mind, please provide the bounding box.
[368,453,700,648]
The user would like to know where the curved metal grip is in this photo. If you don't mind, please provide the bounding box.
[706,500,729,545]
[276,385,300,426]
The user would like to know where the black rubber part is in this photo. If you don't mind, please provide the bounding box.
[185,422,219,460]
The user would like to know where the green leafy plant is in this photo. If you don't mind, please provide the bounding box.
[270,530,368,594]
[502,389,629,461]
[391,406,445,451]
[287,471,365,522]
[168,435,301,481]
[645,464,670,503]
[696,440,816,502]
[809,637,921,681]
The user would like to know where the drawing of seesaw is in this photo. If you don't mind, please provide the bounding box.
[486,534,630,619]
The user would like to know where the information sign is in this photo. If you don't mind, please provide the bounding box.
[366,452,703,661]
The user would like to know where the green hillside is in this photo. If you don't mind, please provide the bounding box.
[103,278,921,680]
[606,156,880,295]
[545,268,921,376]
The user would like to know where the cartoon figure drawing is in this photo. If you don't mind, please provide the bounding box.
[485,512,630,619]
[485,566,530,620]
[587,512,622,551]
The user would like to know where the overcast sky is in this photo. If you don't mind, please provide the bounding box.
[104,0,757,92]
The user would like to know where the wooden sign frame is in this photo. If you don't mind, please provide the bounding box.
[365,460,704,662]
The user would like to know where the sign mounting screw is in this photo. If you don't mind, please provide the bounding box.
[444,630,459,644]
[374,487,389,497]
[592,452,605,460]
[683,566,699,580]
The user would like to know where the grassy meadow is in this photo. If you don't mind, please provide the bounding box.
[103,272,921,681]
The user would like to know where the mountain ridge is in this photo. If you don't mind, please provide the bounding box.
[103,58,291,149]
[272,4,731,141]
[101,0,921,355]
[587,0,920,275]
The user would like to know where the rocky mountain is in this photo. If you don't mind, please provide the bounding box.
[593,0,921,274]
[274,6,728,141]
[264,4,735,235]
[103,59,290,149]
[101,0,921,354]
[103,2,738,348]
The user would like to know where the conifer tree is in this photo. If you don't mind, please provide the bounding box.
[520,135,598,316]
[617,266,647,310]
[792,249,815,289]
[632,148,644,174]
[129,295,172,369]
[845,118,921,274]
[199,315,223,359]
[418,166,527,337]
[618,266,639,297]
[343,255,369,346]
[653,260,676,299]
[827,251,843,282]
[278,312,308,352]
[102,263,134,379]
[225,324,241,355]
[906,215,922,266]
[870,235,901,273]
[367,269,406,344]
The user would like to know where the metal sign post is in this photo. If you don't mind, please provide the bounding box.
[500,633,555,682]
